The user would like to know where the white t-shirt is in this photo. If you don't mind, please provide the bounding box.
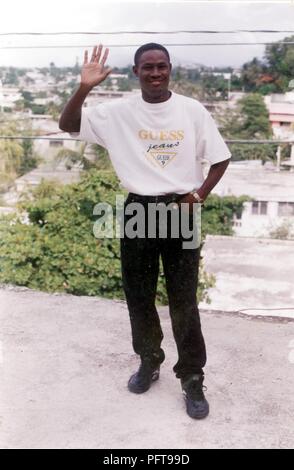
[70,91,231,195]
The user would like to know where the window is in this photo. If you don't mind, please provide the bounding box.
[278,202,294,216]
[252,201,268,215]
[260,202,267,215]
[233,220,242,227]
[252,201,258,215]
[49,140,63,148]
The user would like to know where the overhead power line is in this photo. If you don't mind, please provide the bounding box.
[0,136,78,141]
[1,30,294,36]
[1,42,294,50]
[1,136,293,144]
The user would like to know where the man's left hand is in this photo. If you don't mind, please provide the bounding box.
[177,193,204,213]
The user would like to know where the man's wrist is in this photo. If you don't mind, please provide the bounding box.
[191,190,205,204]
[79,83,93,94]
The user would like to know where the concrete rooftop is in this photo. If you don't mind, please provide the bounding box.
[212,161,294,201]
[199,235,294,318]
[1,286,293,449]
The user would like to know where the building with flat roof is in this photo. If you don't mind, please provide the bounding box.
[264,92,294,139]
[212,160,294,238]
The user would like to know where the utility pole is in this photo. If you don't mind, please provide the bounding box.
[276,145,281,172]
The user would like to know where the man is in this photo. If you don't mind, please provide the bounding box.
[59,43,231,420]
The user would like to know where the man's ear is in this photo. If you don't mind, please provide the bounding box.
[169,62,172,72]
[132,65,138,77]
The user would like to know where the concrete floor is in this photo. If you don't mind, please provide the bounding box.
[199,235,294,318]
[1,286,293,449]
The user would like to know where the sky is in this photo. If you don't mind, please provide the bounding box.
[0,0,294,69]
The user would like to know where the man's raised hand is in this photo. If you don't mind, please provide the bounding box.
[81,44,113,89]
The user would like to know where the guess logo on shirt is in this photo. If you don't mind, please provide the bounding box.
[139,129,185,168]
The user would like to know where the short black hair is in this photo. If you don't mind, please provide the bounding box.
[134,43,170,66]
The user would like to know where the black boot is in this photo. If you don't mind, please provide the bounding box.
[128,361,160,394]
[181,374,209,419]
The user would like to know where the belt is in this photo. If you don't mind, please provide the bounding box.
[127,192,186,204]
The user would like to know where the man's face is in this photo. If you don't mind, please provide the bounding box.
[133,49,172,100]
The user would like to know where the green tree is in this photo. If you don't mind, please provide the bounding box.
[241,57,267,92]
[0,141,23,192]
[19,138,39,175]
[241,35,294,93]
[238,93,272,138]
[0,120,41,191]
[220,93,277,163]
[200,74,229,101]
[201,194,250,236]
[21,90,34,103]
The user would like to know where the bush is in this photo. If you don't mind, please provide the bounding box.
[201,194,250,236]
[0,171,122,297]
[0,170,248,304]
[269,220,294,240]
[0,169,218,304]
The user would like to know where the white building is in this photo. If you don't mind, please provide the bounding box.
[210,72,232,80]
[211,160,294,238]
[84,87,140,106]
[13,112,80,162]
[0,80,22,111]
[264,92,294,139]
